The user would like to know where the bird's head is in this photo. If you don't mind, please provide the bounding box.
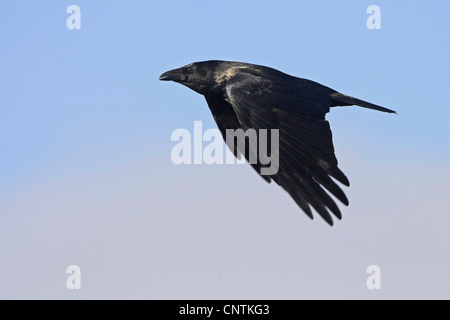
[159,61,229,95]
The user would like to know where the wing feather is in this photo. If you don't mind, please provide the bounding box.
[222,72,349,225]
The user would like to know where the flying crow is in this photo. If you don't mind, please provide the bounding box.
[159,60,395,225]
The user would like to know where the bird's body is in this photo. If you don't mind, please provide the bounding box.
[160,60,395,225]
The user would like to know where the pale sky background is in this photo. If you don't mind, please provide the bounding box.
[1,1,449,299]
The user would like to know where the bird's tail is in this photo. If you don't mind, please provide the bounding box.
[330,92,396,114]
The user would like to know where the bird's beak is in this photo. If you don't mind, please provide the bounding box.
[159,67,184,82]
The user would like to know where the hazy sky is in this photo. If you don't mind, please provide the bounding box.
[1,1,449,299]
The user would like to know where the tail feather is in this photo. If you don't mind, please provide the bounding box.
[330,92,396,114]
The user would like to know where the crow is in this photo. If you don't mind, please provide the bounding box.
[159,60,395,226]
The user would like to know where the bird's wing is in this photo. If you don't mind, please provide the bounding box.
[205,94,271,183]
[225,72,350,225]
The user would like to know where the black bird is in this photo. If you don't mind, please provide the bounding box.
[159,60,395,225]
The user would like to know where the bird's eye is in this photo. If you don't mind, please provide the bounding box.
[185,66,194,74]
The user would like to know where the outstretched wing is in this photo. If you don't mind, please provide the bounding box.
[223,71,350,225]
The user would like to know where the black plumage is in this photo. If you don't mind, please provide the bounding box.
[160,60,395,225]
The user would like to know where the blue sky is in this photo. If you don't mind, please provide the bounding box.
[1,1,449,299]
